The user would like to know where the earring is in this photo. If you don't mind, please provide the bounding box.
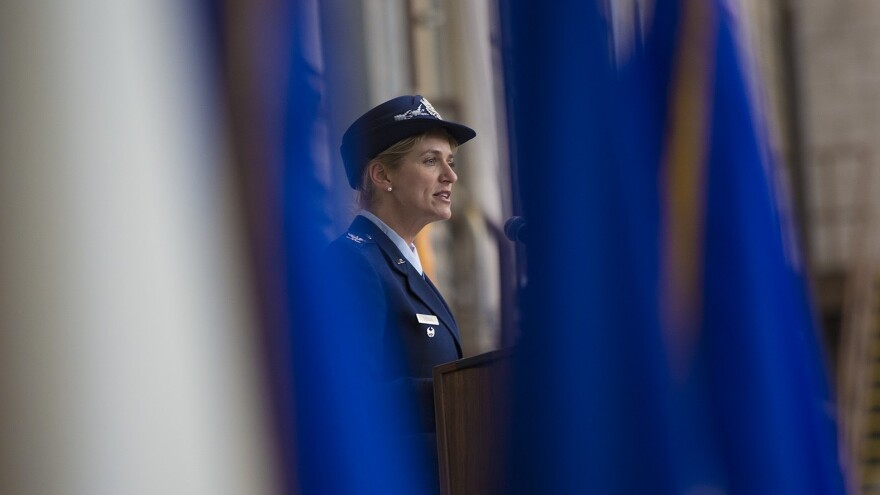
[387,186,392,192]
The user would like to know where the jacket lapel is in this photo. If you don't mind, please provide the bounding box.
[423,274,457,330]
[349,216,461,348]
[402,265,460,342]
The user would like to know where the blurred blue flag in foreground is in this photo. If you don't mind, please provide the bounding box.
[503,0,847,493]
[236,0,432,493]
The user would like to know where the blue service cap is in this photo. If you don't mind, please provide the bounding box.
[340,95,476,189]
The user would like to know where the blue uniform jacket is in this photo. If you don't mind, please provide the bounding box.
[325,215,463,436]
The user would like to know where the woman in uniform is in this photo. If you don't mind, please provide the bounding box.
[325,94,476,489]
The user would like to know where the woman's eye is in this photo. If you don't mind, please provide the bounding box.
[425,158,436,165]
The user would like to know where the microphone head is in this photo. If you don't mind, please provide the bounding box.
[504,216,527,242]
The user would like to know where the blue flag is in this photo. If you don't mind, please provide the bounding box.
[504,0,846,493]
[262,1,434,493]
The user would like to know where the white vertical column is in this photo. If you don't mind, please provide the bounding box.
[362,0,412,102]
[0,2,277,494]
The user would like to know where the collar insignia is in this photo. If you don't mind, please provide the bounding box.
[346,233,366,244]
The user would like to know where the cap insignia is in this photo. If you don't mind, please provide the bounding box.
[394,98,442,121]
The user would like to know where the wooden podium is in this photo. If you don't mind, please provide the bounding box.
[433,347,513,495]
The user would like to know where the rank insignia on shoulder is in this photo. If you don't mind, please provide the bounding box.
[346,233,366,244]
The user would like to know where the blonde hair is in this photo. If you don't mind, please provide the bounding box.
[356,129,458,209]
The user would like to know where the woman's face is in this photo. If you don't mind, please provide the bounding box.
[389,131,458,227]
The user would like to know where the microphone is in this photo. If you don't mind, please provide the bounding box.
[504,216,528,244]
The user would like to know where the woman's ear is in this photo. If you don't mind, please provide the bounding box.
[367,161,391,189]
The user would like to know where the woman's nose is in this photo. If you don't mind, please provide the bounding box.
[443,163,457,183]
